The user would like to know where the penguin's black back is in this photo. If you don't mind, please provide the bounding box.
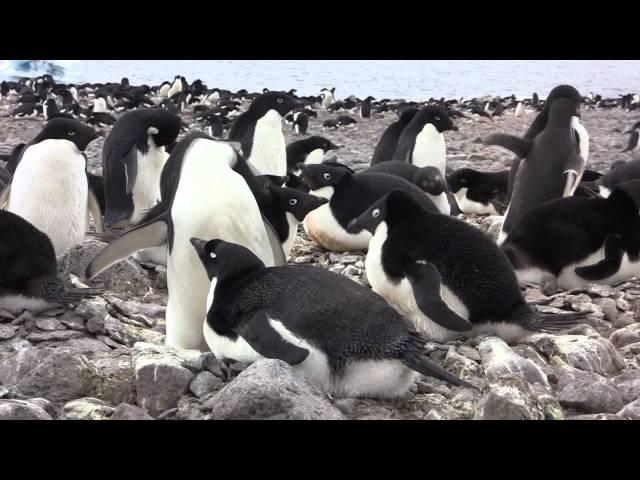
[370,108,418,165]
[365,161,420,183]
[0,211,57,292]
[601,159,640,189]
[214,264,424,373]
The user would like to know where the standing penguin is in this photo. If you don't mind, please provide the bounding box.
[392,106,458,177]
[85,135,286,350]
[227,91,301,176]
[0,118,103,256]
[346,190,584,344]
[191,238,473,396]
[0,211,102,314]
[320,88,335,110]
[292,112,309,135]
[359,96,375,119]
[486,90,586,244]
[102,108,181,229]
[622,121,640,160]
[370,107,419,166]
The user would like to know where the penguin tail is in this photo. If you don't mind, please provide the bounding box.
[521,307,587,333]
[63,286,105,303]
[402,340,477,390]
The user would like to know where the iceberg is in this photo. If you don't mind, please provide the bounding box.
[0,60,84,82]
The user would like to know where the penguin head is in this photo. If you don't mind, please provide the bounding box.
[297,162,354,190]
[269,185,329,221]
[190,238,265,282]
[397,107,419,123]
[251,91,302,117]
[34,118,99,151]
[413,166,446,196]
[446,167,481,193]
[144,109,182,147]
[546,85,581,111]
[260,175,289,188]
[417,106,458,133]
[303,136,340,153]
[347,189,428,235]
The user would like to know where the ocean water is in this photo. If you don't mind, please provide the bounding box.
[2,60,640,101]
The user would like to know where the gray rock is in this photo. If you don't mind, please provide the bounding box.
[478,337,548,386]
[475,375,562,420]
[61,338,112,354]
[616,296,631,312]
[132,342,200,416]
[58,311,85,330]
[586,284,617,297]
[104,296,166,319]
[612,313,636,328]
[26,330,82,343]
[595,297,618,322]
[203,359,344,420]
[457,345,481,362]
[57,239,152,296]
[617,398,640,419]
[0,347,56,386]
[343,265,361,276]
[0,399,52,420]
[444,347,481,377]
[0,325,17,340]
[558,378,623,414]
[111,403,154,420]
[86,315,106,335]
[0,386,8,398]
[35,318,64,331]
[293,255,313,264]
[189,371,224,398]
[204,355,228,380]
[612,370,640,404]
[529,334,625,375]
[63,397,115,420]
[329,265,344,274]
[569,413,625,420]
[609,328,640,348]
[341,255,362,264]
[0,309,16,321]
[11,311,35,326]
[90,353,136,405]
[333,398,358,416]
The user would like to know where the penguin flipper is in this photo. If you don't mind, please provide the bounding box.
[122,146,138,195]
[87,188,104,233]
[622,130,638,152]
[0,181,10,209]
[85,215,168,279]
[574,234,624,281]
[484,134,533,159]
[263,216,287,266]
[405,262,473,332]
[236,309,309,365]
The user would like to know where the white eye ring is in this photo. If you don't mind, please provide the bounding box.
[372,208,380,218]
[323,173,331,180]
[68,130,76,136]
[460,178,466,183]
[289,198,298,206]
[277,98,284,104]
[209,252,216,259]
[434,116,441,121]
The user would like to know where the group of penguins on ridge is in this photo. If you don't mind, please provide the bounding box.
[2,73,640,399]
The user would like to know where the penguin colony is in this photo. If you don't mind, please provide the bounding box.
[1,73,640,400]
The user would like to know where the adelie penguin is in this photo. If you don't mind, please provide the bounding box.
[286,136,340,174]
[501,188,640,295]
[486,86,587,244]
[366,161,451,215]
[370,107,419,166]
[622,121,640,161]
[85,135,287,350]
[191,238,474,397]
[447,168,509,215]
[0,118,104,256]
[299,162,438,252]
[102,108,181,230]
[359,96,375,119]
[346,190,584,344]
[0,211,102,314]
[228,91,301,176]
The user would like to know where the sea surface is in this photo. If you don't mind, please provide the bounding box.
[1,60,639,101]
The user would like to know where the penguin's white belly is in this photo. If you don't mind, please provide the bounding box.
[365,224,469,343]
[305,148,325,165]
[428,191,451,215]
[303,203,371,252]
[572,116,590,162]
[412,124,446,175]
[130,144,168,225]
[166,141,275,351]
[249,110,286,176]
[8,140,88,256]
[454,188,499,215]
[281,212,299,258]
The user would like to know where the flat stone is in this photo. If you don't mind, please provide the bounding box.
[0,325,17,340]
[479,337,548,386]
[35,318,64,331]
[58,311,85,330]
[11,311,34,325]
[63,397,115,420]
[585,284,617,297]
[189,371,224,398]
[0,399,53,420]
[444,347,481,377]
[26,330,82,343]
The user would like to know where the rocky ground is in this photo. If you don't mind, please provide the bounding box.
[1,95,640,420]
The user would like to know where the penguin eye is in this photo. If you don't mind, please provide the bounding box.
[277,98,284,104]
[67,130,76,136]
[289,198,298,206]
[209,252,217,259]
[372,208,380,218]
[323,173,332,180]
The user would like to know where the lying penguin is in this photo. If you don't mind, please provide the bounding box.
[501,188,640,295]
[446,168,509,215]
[190,237,474,398]
[347,190,584,344]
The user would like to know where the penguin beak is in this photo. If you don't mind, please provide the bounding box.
[346,218,362,234]
[189,237,208,257]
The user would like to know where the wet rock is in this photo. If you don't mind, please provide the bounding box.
[58,239,152,296]
[529,334,624,375]
[132,343,200,416]
[0,399,53,420]
[63,397,115,420]
[618,398,640,419]
[609,328,640,348]
[0,325,17,340]
[111,403,154,420]
[189,371,224,398]
[26,330,82,343]
[203,359,344,420]
[478,337,548,386]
